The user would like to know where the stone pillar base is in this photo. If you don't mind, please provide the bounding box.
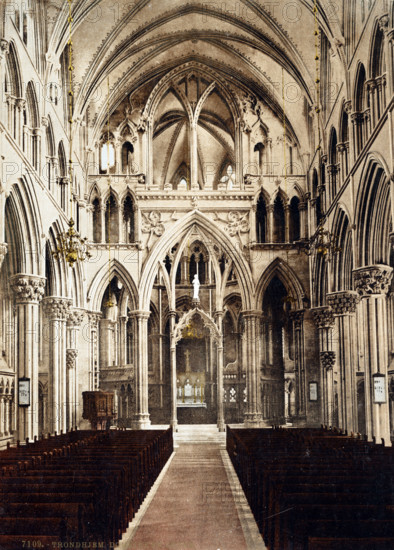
[131,413,151,429]
[243,412,263,427]
[217,420,226,432]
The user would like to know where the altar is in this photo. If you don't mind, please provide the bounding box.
[176,350,206,408]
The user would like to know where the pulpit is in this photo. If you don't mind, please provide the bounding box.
[82,390,116,429]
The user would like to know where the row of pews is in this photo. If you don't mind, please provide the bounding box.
[227,426,394,550]
[0,428,173,549]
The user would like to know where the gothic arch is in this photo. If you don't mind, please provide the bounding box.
[87,259,138,314]
[139,210,254,311]
[355,153,391,267]
[255,257,306,310]
[6,41,22,97]
[4,179,43,276]
[142,61,242,125]
[331,206,353,292]
[173,307,221,345]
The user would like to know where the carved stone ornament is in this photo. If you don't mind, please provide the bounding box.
[353,265,393,296]
[0,243,7,269]
[312,306,335,328]
[326,291,359,315]
[320,351,336,370]
[141,211,165,249]
[42,297,71,320]
[289,309,304,329]
[10,275,46,303]
[67,309,85,327]
[88,312,102,325]
[173,308,221,346]
[66,349,78,370]
[0,39,9,59]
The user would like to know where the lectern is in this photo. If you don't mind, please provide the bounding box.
[82,390,116,429]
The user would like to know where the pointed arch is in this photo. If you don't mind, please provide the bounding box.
[6,41,22,97]
[331,205,353,292]
[255,257,306,310]
[87,259,138,314]
[355,153,391,267]
[25,81,39,128]
[139,211,254,311]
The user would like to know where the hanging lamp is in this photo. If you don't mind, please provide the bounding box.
[53,0,91,268]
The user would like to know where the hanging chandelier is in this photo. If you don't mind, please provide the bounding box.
[299,224,341,259]
[53,0,91,268]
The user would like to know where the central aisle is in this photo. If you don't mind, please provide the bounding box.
[118,439,266,550]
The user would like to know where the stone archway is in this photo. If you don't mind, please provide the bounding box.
[170,307,224,430]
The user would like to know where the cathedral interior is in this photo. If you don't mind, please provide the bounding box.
[0,0,394,450]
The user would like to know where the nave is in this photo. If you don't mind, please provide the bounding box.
[2,425,394,550]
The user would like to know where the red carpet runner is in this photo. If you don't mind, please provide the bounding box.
[127,444,249,550]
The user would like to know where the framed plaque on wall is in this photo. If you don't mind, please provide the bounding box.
[18,377,30,406]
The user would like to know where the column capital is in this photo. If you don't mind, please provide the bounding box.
[15,98,26,111]
[67,308,85,327]
[88,311,102,325]
[241,309,262,320]
[42,296,71,320]
[326,291,359,315]
[320,350,336,370]
[10,275,46,304]
[353,265,393,296]
[289,309,304,329]
[0,39,9,60]
[311,306,335,328]
[66,349,78,370]
[378,14,389,33]
[130,310,151,320]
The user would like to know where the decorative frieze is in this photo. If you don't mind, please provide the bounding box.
[312,306,335,328]
[327,291,359,315]
[42,297,71,320]
[320,351,336,370]
[10,275,46,303]
[353,265,393,296]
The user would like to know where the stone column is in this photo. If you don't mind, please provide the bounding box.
[10,275,46,441]
[169,310,177,430]
[284,204,290,242]
[66,349,78,430]
[0,40,9,127]
[379,15,393,99]
[42,297,71,435]
[312,306,335,426]
[131,311,151,428]
[242,310,262,426]
[88,313,101,390]
[326,291,359,434]
[215,310,225,431]
[15,98,25,148]
[118,316,127,366]
[289,310,306,418]
[298,201,307,240]
[353,265,393,445]
[267,204,274,243]
[66,309,84,430]
[366,79,378,127]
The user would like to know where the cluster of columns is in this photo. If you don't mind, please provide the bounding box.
[10,274,46,441]
[251,200,307,243]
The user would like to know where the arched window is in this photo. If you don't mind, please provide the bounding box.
[122,142,134,173]
[289,197,300,242]
[339,107,349,178]
[354,64,367,155]
[273,195,285,243]
[100,141,115,174]
[312,168,323,226]
[123,196,134,243]
[328,127,338,199]
[256,193,267,243]
[105,195,119,243]
[254,143,264,174]
[220,164,236,189]
[22,12,28,45]
[92,198,101,243]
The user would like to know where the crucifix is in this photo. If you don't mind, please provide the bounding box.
[184,349,191,372]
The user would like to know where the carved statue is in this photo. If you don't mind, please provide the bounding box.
[192,273,200,301]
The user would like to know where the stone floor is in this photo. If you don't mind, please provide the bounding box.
[116,425,266,550]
